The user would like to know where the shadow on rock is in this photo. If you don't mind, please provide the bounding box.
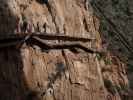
[0,0,41,100]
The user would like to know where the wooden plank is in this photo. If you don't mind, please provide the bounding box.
[30,36,101,54]
[0,33,95,42]
[0,33,101,54]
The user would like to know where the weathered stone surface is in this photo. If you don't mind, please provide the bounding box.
[0,0,129,100]
[91,1,133,99]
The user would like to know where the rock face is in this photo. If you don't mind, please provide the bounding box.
[91,0,133,97]
[0,0,129,100]
[91,0,133,64]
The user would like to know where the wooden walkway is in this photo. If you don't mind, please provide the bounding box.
[0,33,102,54]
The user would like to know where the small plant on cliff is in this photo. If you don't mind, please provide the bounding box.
[96,53,112,65]
[104,79,117,95]
[96,53,103,61]
[104,58,112,65]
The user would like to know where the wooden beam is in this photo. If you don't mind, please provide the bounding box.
[0,33,95,42]
[0,33,101,54]
[28,36,101,54]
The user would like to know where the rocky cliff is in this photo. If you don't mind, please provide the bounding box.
[0,0,130,100]
[91,0,133,97]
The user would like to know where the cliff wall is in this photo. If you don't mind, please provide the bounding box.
[0,0,129,100]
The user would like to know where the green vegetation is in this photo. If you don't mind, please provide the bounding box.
[104,58,112,65]
[104,79,117,95]
[96,53,112,65]
[96,53,103,61]
[104,79,129,96]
